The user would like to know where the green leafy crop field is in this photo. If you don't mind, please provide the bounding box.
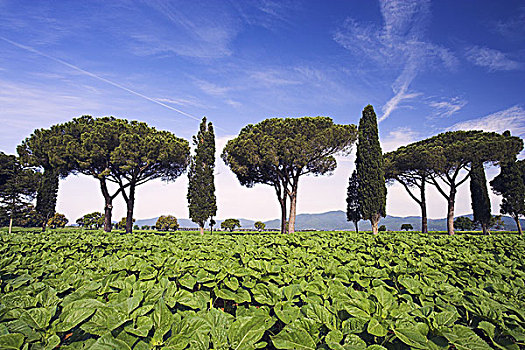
[0,229,524,349]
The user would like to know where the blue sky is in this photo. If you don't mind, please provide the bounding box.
[1,0,524,224]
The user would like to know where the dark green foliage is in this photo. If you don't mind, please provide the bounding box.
[454,217,474,231]
[401,224,413,231]
[397,130,523,235]
[46,213,68,228]
[356,105,386,234]
[62,116,190,233]
[491,159,525,235]
[346,170,361,232]
[188,117,216,233]
[0,153,39,230]
[378,225,386,231]
[222,117,357,234]
[35,168,59,228]
[155,215,179,231]
[76,212,104,229]
[221,218,240,232]
[470,161,491,234]
[18,124,74,229]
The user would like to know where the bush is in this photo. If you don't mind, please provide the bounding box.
[401,223,413,231]
[221,219,240,232]
[254,221,265,231]
[155,215,179,231]
[378,225,387,232]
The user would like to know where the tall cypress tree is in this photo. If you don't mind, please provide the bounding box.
[17,126,70,231]
[188,117,217,235]
[346,170,361,232]
[470,161,491,235]
[356,105,386,234]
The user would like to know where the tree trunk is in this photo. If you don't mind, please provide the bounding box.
[354,220,359,233]
[514,215,523,235]
[99,179,114,232]
[8,217,13,234]
[288,191,297,234]
[278,194,287,234]
[447,188,456,235]
[370,213,380,235]
[125,185,136,234]
[481,222,489,235]
[420,183,428,234]
[199,226,204,235]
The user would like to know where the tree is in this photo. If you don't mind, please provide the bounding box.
[223,117,357,234]
[47,213,68,229]
[384,146,432,233]
[378,225,387,232]
[221,219,240,232]
[155,215,179,231]
[491,159,525,235]
[116,217,135,230]
[17,125,72,230]
[76,212,104,230]
[187,117,217,235]
[401,223,413,231]
[356,105,386,235]
[488,215,504,230]
[346,170,361,233]
[470,161,491,235]
[254,221,265,231]
[454,216,474,231]
[0,153,39,233]
[405,131,522,235]
[141,225,151,230]
[64,117,190,233]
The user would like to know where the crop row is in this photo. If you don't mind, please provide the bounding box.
[0,230,524,349]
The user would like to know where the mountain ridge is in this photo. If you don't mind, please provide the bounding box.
[135,210,524,231]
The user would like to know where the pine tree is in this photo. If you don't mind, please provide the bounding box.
[188,117,217,235]
[346,170,361,232]
[356,105,386,234]
[491,159,525,235]
[470,161,491,235]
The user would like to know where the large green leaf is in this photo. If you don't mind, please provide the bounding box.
[367,318,388,337]
[0,333,24,350]
[441,325,492,350]
[86,333,131,350]
[228,315,275,350]
[272,321,317,350]
[20,307,55,330]
[152,298,173,345]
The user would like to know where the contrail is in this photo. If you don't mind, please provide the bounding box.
[0,36,224,129]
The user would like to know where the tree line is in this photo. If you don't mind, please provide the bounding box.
[1,105,524,235]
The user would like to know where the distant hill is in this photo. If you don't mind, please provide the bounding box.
[136,211,524,231]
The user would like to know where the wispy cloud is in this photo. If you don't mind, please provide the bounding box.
[380,127,419,152]
[194,79,233,97]
[429,97,467,118]
[448,105,525,136]
[334,0,457,122]
[0,36,207,123]
[250,70,301,87]
[490,6,525,40]
[465,46,523,72]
